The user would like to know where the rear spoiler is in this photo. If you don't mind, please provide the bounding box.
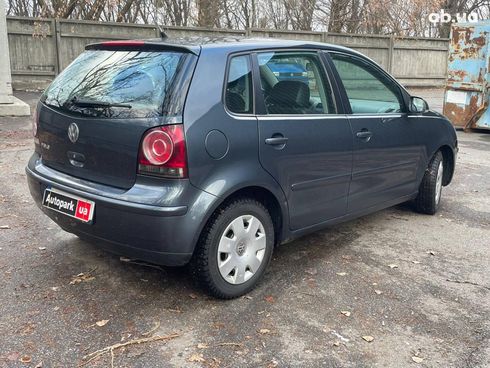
[85,40,199,55]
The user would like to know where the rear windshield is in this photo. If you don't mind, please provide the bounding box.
[42,50,188,118]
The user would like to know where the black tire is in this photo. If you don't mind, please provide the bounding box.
[414,151,444,215]
[190,198,274,299]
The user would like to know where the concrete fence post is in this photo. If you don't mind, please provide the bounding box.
[0,2,13,104]
[0,1,29,115]
[51,18,60,75]
[54,18,62,74]
[388,35,395,74]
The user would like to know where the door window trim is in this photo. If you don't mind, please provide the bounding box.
[326,50,409,115]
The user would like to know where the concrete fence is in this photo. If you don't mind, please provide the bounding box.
[6,16,449,90]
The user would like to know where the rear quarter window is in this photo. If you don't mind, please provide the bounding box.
[42,50,189,119]
[225,55,253,114]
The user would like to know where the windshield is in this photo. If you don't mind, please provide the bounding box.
[42,50,187,118]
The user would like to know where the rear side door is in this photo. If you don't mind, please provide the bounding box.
[327,52,423,213]
[255,50,353,230]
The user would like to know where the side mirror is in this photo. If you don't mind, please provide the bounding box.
[410,96,429,113]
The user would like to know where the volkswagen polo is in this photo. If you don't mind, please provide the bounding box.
[26,38,457,299]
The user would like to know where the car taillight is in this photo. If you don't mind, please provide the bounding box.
[138,125,187,178]
[142,130,174,165]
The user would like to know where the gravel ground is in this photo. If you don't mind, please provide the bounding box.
[0,91,489,368]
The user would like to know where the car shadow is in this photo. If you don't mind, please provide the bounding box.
[57,205,408,303]
[69,227,357,295]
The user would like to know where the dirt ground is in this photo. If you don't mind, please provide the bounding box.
[0,91,489,368]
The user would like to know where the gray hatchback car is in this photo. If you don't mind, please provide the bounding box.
[26,38,457,298]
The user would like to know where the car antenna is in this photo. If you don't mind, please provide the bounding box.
[157,25,168,40]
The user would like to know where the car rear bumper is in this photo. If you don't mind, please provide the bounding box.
[26,154,217,266]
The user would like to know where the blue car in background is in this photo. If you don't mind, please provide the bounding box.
[267,61,309,84]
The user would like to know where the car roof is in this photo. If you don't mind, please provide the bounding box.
[87,36,365,58]
[157,36,361,53]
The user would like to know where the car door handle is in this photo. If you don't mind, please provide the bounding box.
[356,130,373,140]
[265,137,289,145]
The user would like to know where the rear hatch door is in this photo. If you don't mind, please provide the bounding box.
[38,44,197,189]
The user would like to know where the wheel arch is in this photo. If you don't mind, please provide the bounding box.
[438,144,456,186]
[193,184,288,253]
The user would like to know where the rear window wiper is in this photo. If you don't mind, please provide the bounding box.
[68,96,132,109]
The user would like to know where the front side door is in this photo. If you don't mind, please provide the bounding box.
[328,52,423,213]
[255,50,353,230]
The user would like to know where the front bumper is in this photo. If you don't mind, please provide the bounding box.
[26,154,216,266]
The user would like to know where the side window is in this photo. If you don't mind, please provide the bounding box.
[225,55,253,114]
[330,53,403,114]
[257,52,336,115]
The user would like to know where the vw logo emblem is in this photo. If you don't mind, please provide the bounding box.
[68,123,79,143]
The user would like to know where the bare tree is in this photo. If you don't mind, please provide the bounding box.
[197,0,220,26]
[282,0,316,30]
[4,0,490,37]
[438,0,488,37]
